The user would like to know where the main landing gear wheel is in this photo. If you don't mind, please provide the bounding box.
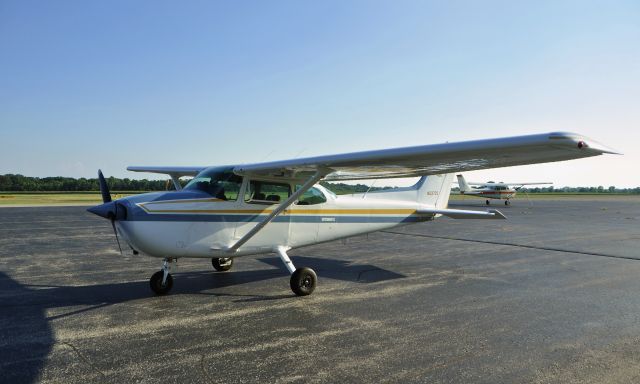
[290,267,317,296]
[150,270,173,295]
[505,200,510,206]
[486,200,490,205]
[212,257,233,272]
[275,246,318,296]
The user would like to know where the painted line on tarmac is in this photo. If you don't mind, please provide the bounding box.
[381,230,639,262]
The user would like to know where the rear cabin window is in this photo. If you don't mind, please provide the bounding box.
[295,186,327,205]
[245,181,291,204]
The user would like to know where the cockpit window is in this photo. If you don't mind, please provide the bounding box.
[184,168,242,201]
[295,186,327,205]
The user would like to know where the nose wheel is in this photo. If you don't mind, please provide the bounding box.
[505,200,510,206]
[486,200,490,205]
[150,258,175,295]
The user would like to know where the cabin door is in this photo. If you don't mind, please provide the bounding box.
[234,179,291,248]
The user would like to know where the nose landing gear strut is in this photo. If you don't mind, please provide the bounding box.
[150,258,175,295]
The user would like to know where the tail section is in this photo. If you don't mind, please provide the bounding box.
[456,174,471,193]
[414,173,454,208]
[357,173,454,208]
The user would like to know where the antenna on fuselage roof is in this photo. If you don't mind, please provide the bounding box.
[363,180,377,199]
[259,149,275,162]
[292,148,307,159]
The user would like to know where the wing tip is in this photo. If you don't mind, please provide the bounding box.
[548,132,621,155]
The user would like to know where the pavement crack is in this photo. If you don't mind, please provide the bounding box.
[381,230,639,261]
[199,352,216,384]
[61,341,107,380]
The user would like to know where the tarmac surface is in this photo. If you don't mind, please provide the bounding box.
[1,196,640,383]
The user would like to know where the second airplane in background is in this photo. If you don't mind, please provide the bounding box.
[456,174,552,205]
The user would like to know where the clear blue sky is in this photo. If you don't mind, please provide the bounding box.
[1,1,638,187]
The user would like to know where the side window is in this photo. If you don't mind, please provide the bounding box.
[244,181,291,204]
[295,186,327,205]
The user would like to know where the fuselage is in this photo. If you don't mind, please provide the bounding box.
[114,186,436,259]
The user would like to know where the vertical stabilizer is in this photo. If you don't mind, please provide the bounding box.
[456,174,471,193]
[359,173,454,208]
[416,173,455,208]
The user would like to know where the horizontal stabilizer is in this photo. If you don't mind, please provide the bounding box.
[418,207,506,220]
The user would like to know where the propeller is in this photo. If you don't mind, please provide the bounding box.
[98,169,112,203]
[88,170,125,254]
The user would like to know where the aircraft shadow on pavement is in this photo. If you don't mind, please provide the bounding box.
[257,256,406,283]
[0,257,404,382]
[0,271,54,384]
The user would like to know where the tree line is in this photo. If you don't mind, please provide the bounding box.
[0,174,387,194]
[1,174,639,194]
[0,174,169,192]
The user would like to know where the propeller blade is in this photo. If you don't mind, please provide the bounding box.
[98,170,112,203]
[91,170,125,255]
[110,219,123,255]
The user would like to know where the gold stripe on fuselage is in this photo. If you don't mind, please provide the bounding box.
[139,203,421,216]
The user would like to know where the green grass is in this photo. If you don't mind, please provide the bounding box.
[0,192,138,206]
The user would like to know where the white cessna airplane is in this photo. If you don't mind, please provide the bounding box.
[87,132,617,296]
[456,174,552,206]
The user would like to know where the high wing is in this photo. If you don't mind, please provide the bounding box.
[127,166,207,178]
[127,166,208,190]
[233,132,618,181]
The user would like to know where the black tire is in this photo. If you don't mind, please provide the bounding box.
[505,200,510,206]
[212,257,234,272]
[150,270,173,295]
[486,200,490,205]
[290,267,317,296]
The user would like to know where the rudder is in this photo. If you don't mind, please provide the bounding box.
[456,174,471,193]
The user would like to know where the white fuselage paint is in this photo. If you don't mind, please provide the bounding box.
[116,191,434,260]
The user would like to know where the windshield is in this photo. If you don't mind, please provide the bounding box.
[184,167,242,200]
[295,186,327,205]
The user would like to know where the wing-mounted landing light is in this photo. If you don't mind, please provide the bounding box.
[87,170,126,254]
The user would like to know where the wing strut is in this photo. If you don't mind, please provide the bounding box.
[225,169,327,253]
[170,175,182,190]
